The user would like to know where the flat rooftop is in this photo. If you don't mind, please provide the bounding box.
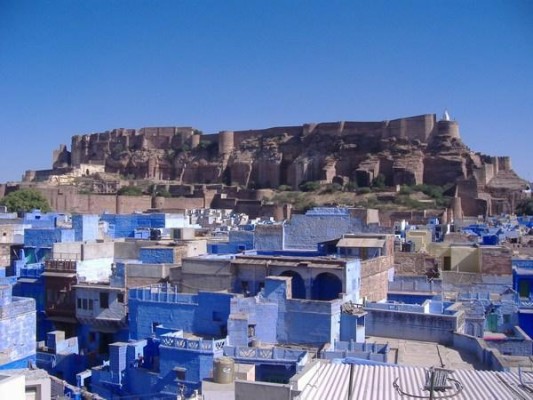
[365,335,483,370]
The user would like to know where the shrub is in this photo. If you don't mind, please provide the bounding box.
[516,199,533,215]
[344,181,358,192]
[320,183,343,194]
[117,186,143,196]
[399,185,413,195]
[372,174,386,188]
[298,181,321,192]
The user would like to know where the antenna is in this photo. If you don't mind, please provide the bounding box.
[393,367,463,399]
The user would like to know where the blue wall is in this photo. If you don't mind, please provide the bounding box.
[129,288,233,340]
[72,214,99,242]
[387,293,436,304]
[101,213,172,238]
[101,214,138,238]
[24,210,59,228]
[24,228,75,247]
[283,210,363,250]
[139,247,175,264]
[229,277,342,346]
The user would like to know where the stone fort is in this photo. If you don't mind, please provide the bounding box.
[19,112,529,216]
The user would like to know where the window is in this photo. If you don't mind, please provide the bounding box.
[247,324,256,338]
[77,298,82,309]
[89,299,93,310]
[82,299,88,310]
[174,367,187,381]
[99,292,109,309]
[117,293,124,303]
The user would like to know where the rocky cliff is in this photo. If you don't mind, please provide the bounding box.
[29,112,529,216]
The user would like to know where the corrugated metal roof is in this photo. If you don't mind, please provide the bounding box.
[296,362,533,400]
[337,238,385,248]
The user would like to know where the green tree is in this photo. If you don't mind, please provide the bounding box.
[371,174,386,189]
[345,181,358,192]
[298,181,321,192]
[516,198,533,215]
[0,188,51,214]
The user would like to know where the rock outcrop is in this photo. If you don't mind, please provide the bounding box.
[25,112,530,216]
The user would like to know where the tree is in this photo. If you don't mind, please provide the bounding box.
[371,174,386,189]
[298,181,321,192]
[0,188,51,214]
[516,198,533,215]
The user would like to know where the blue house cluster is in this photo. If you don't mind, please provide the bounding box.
[0,206,533,398]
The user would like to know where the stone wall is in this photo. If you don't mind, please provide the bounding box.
[394,252,437,275]
[480,246,512,275]
[283,214,363,250]
[365,305,462,345]
[255,224,284,251]
[360,255,393,302]
[441,271,513,296]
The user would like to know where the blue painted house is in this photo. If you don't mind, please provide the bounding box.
[0,285,36,370]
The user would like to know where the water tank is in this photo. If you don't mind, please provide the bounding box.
[213,357,235,384]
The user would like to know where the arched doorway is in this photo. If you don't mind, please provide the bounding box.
[280,270,306,299]
[312,272,342,301]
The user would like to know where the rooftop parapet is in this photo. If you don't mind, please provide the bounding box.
[159,335,225,353]
[128,284,196,304]
[224,345,307,363]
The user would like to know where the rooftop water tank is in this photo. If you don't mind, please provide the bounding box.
[213,357,235,384]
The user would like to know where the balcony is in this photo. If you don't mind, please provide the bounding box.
[45,259,77,273]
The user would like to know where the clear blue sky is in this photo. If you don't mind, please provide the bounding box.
[1,0,532,183]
